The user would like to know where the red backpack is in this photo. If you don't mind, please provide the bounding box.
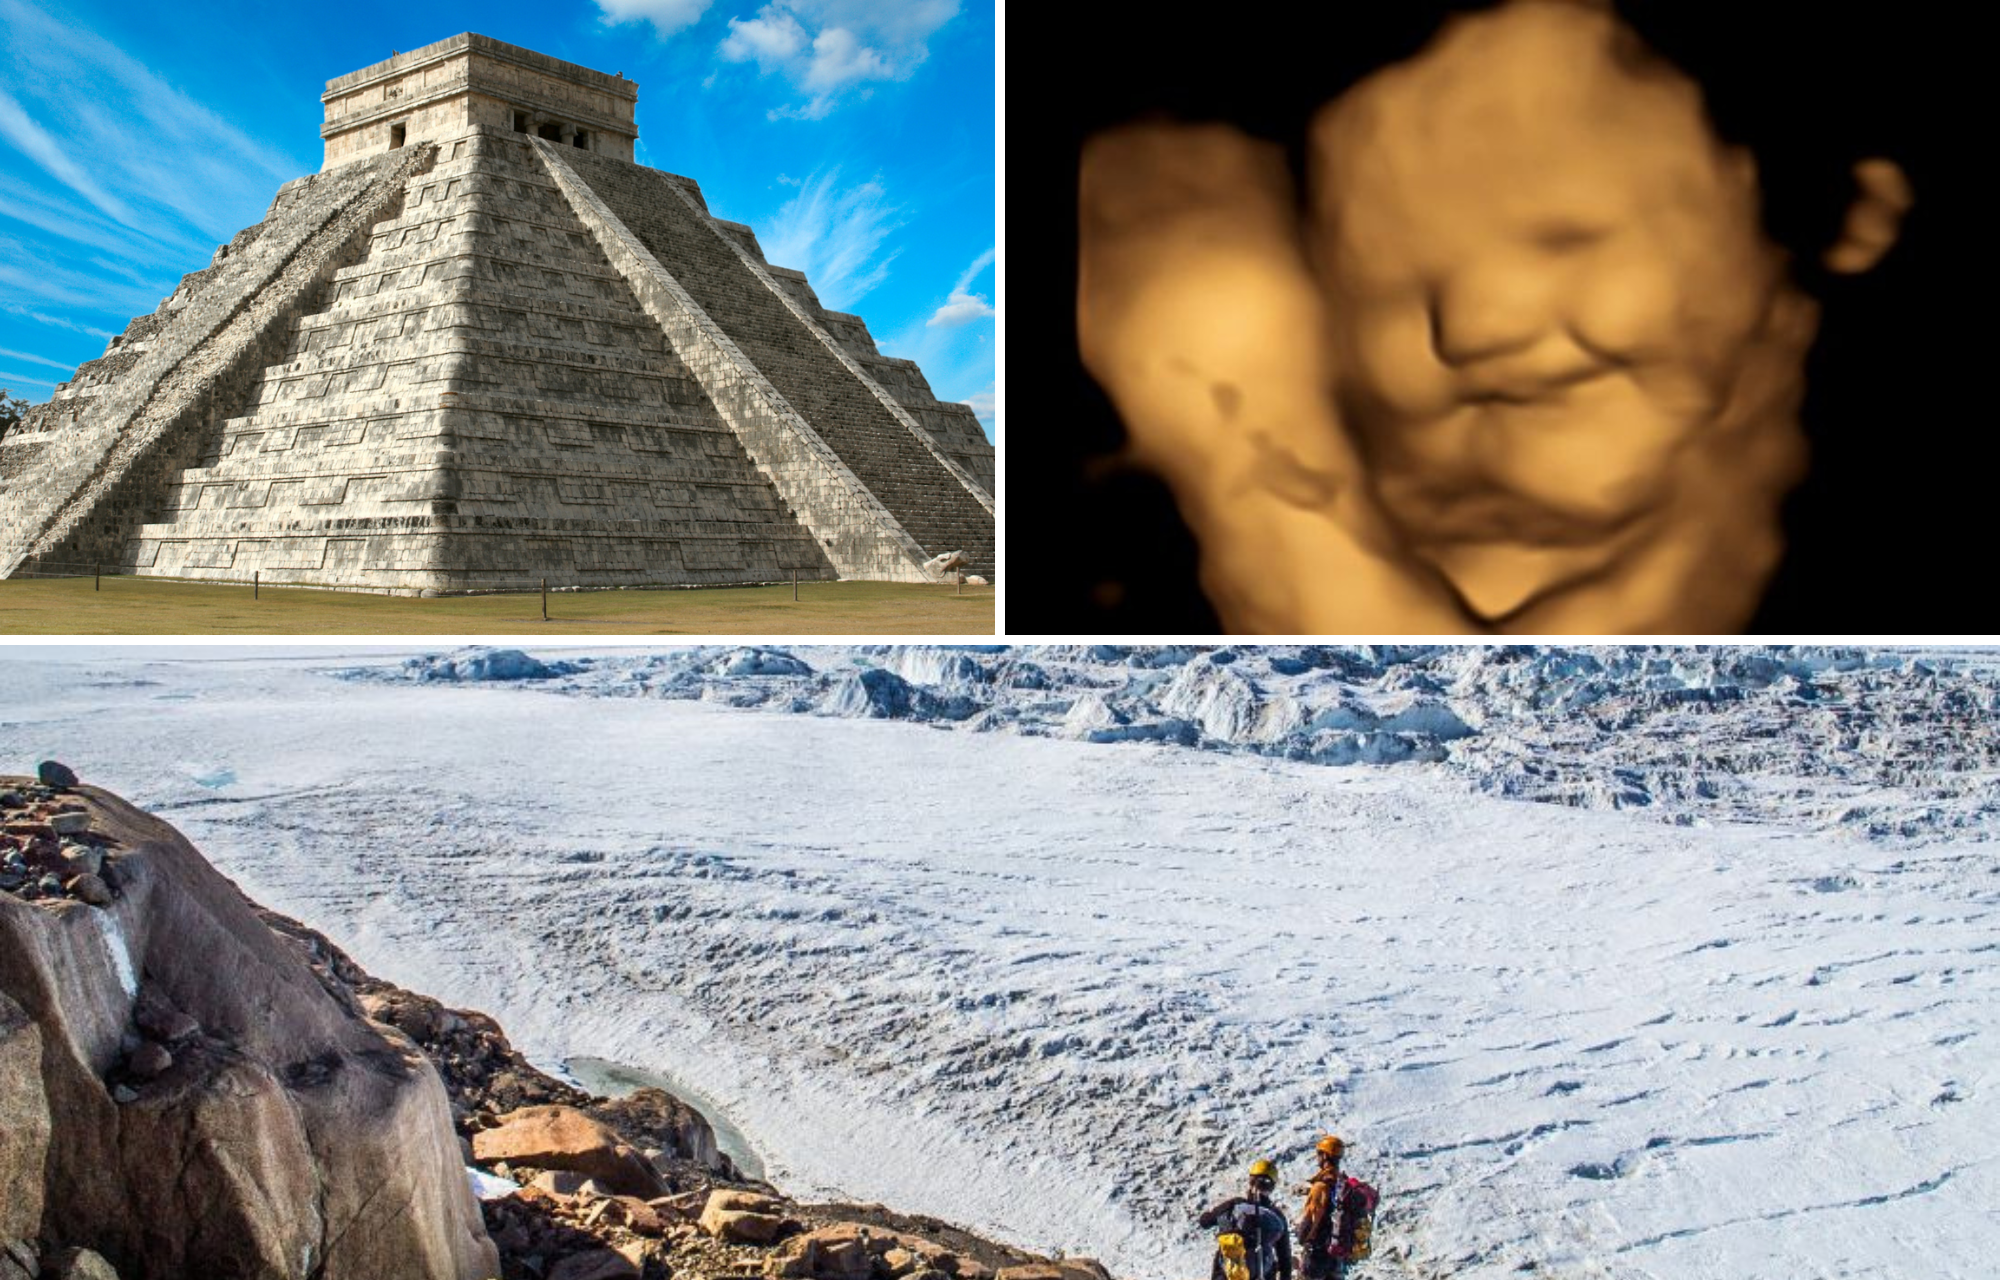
[1331,1176,1378,1262]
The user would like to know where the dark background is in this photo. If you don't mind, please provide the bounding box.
[1013,2,1985,634]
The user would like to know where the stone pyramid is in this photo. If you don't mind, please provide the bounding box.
[0,34,994,592]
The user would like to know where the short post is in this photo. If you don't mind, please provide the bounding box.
[254,570,259,600]
[793,567,798,601]
[956,569,963,595]
[541,577,548,621]
[94,564,99,592]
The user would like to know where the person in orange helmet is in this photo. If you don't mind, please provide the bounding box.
[1296,1136,1376,1279]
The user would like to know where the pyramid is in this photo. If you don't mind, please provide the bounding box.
[0,34,994,592]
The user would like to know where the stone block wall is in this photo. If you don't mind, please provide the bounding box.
[322,34,638,170]
[557,146,993,575]
[109,129,831,592]
[533,139,931,582]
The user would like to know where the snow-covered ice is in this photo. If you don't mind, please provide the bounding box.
[1,646,1994,1280]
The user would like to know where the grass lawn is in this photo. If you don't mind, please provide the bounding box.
[0,575,994,635]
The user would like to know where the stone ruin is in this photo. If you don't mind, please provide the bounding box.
[0,34,994,593]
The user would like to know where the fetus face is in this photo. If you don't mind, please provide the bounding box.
[1309,0,1807,618]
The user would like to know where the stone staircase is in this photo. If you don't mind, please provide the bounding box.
[0,149,428,578]
[119,131,830,591]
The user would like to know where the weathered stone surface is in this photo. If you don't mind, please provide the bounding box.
[0,994,49,1242]
[131,990,198,1045]
[0,778,497,1280]
[473,1105,666,1199]
[41,1247,118,1280]
[124,1041,171,1080]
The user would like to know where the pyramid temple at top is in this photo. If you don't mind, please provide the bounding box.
[0,34,994,591]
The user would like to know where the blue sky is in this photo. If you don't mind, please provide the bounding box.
[0,0,995,436]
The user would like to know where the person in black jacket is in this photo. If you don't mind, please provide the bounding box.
[1198,1159,1294,1280]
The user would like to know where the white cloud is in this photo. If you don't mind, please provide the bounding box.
[720,6,807,64]
[596,0,716,38]
[0,234,163,315]
[0,0,308,346]
[0,90,137,227]
[714,0,961,119]
[0,369,58,390]
[952,246,995,294]
[756,168,901,310]
[926,247,995,326]
[0,345,72,369]
[960,382,994,427]
[800,26,892,93]
[927,289,993,327]
[1,303,114,338]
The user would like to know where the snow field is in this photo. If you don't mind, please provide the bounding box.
[0,652,1993,1280]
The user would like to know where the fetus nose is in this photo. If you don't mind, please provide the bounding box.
[1428,264,1556,368]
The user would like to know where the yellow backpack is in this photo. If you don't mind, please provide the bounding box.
[1217,1233,1249,1280]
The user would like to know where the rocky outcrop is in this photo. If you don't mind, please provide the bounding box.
[256,907,734,1182]
[475,1106,669,1200]
[3,771,1112,1280]
[0,773,497,1280]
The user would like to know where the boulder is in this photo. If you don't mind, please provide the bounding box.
[613,1195,674,1236]
[36,762,76,789]
[132,991,198,1045]
[42,1248,118,1280]
[124,1042,171,1081]
[772,1223,954,1280]
[547,1249,640,1280]
[770,1227,873,1280]
[996,1264,1110,1280]
[702,1206,787,1244]
[473,1105,666,1199]
[49,814,89,837]
[588,1086,727,1172]
[706,1189,784,1216]
[919,551,967,579]
[531,1169,592,1196]
[965,576,989,586]
[0,779,498,1280]
[63,875,110,908]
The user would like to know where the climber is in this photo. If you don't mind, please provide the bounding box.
[1296,1135,1378,1279]
[1198,1158,1293,1280]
